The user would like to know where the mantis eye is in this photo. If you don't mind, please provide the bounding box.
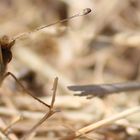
[2,49,12,65]
[0,35,14,67]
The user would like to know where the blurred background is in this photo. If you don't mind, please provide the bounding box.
[0,0,140,139]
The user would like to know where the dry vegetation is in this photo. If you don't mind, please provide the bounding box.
[0,0,140,139]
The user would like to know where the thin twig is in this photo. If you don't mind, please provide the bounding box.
[0,130,11,140]
[20,77,58,140]
[13,95,89,109]
[61,106,140,139]
[0,107,95,123]
[4,116,22,133]
[51,77,58,108]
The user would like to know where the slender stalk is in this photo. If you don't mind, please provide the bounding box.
[61,106,140,139]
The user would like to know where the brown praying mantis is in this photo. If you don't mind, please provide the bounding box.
[0,8,91,100]
[0,8,91,139]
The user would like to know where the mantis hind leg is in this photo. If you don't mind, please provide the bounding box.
[2,72,51,108]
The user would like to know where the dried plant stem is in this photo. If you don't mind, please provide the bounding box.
[13,95,89,110]
[1,73,59,139]
[0,107,95,123]
[0,118,18,140]
[61,106,140,139]
[97,33,140,48]
[0,107,43,119]
[20,110,55,140]
[20,77,58,140]
[0,130,11,140]
[4,116,22,133]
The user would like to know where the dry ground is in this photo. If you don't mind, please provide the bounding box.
[0,0,140,139]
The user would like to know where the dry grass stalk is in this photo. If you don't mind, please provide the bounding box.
[20,77,58,140]
[3,116,22,133]
[61,106,140,139]
[0,130,11,140]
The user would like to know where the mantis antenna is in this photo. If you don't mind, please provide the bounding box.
[13,8,91,41]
